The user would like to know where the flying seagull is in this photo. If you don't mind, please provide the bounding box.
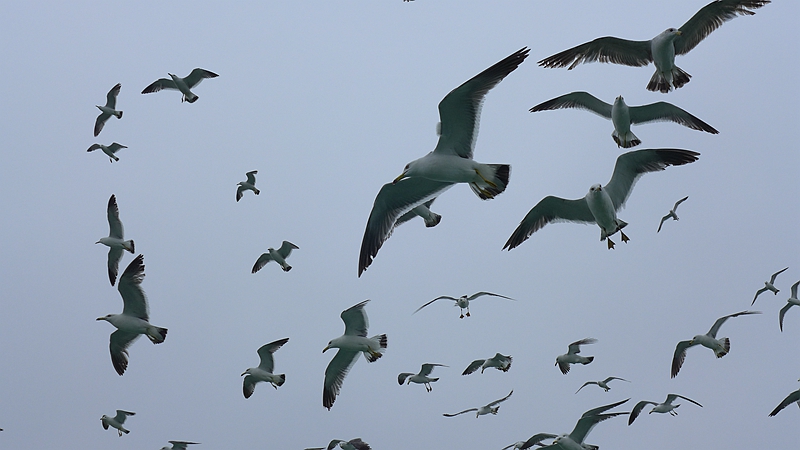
[305,438,372,450]
[671,310,760,378]
[398,363,448,392]
[94,83,122,136]
[753,267,789,305]
[236,170,260,201]
[443,390,513,418]
[87,142,128,163]
[537,0,770,92]
[358,47,529,277]
[413,291,514,319]
[462,353,513,375]
[535,399,630,450]
[96,194,135,286]
[531,93,717,148]
[242,338,289,399]
[160,441,200,450]
[252,241,299,273]
[576,377,630,393]
[97,255,168,375]
[556,338,597,374]
[504,148,699,250]
[779,281,800,332]
[628,394,702,425]
[769,379,800,417]
[501,434,557,450]
[658,196,689,232]
[322,300,387,409]
[100,410,135,436]
[141,68,218,103]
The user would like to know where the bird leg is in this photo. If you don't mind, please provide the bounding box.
[620,231,629,243]
[117,429,123,437]
[607,238,615,249]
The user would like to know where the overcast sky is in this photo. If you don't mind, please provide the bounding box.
[0,1,797,449]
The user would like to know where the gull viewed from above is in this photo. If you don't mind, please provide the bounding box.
[538,0,770,92]
[305,438,372,450]
[413,291,514,319]
[252,241,299,273]
[141,68,219,103]
[658,196,689,232]
[87,142,128,163]
[100,410,135,436]
[358,47,529,276]
[504,148,700,250]
[778,280,800,331]
[242,338,289,399]
[769,379,800,417]
[96,194,135,286]
[576,376,630,393]
[94,83,122,136]
[556,338,597,374]
[628,394,702,425]
[462,353,513,375]
[530,93,717,148]
[160,441,200,450]
[535,398,630,450]
[397,363,447,392]
[752,267,789,304]
[236,170,260,202]
[443,390,513,418]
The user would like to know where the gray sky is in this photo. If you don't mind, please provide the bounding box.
[0,1,797,449]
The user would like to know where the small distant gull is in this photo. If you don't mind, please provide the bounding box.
[398,363,447,392]
[535,399,630,450]
[443,390,513,418]
[504,148,699,250]
[322,300,387,409]
[94,83,122,136]
[658,196,689,233]
[236,170,260,202]
[141,68,218,103]
[305,438,372,450]
[576,376,630,393]
[779,280,800,332]
[671,310,760,378]
[97,255,168,375]
[752,267,789,305]
[358,48,529,277]
[252,241,299,273]
[100,410,135,436]
[531,93,717,148]
[87,142,128,163]
[462,353,512,375]
[628,394,702,425]
[96,194,135,286]
[413,291,514,319]
[556,338,597,374]
[160,441,200,450]
[769,379,800,417]
[537,0,770,92]
[501,434,556,450]
[242,338,289,399]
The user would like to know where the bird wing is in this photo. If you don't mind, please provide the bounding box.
[443,408,478,417]
[657,214,670,233]
[118,255,149,320]
[397,372,414,384]
[671,339,698,378]
[673,195,689,210]
[568,338,597,355]
[628,401,657,425]
[769,389,800,417]
[251,253,273,273]
[169,442,199,450]
[323,349,360,409]
[487,390,513,407]
[575,381,596,393]
[94,112,111,137]
[107,194,125,239]
[87,143,102,152]
[581,398,631,418]
[666,393,703,407]
[520,434,558,450]
[141,77,178,94]
[412,296,456,314]
[503,196,595,250]
[468,291,514,301]
[242,374,257,399]
[605,376,629,384]
[707,310,761,337]
[102,419,109,429]
[770,267,789,283]
[570,412,628,444]
[105,83,121,109]
[347,438,371,450]
[341,299,370,337]
[107,246,123,286]
[109,331,139,375]
[752,287,769,304]
[278,241,299,258]
[674,0,771,56]
[779,303,795,332]
[419,363,445,377]
[462,359,485,375]
[791,280,800,299]
[257,337,289,372]
[491,353,513,367]
[538,36,651,69]
[108,143,126,153]
[236,185,245,202]
[558,361,571,375]
[245,170,257,185]
[182,68,219,89]
[529,91,612,119]
[433,47,529,159]
[393,198,437,227]
[629,103,718,133]
[113,410,135,423]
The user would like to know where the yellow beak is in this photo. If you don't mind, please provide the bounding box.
[393,171,407,184]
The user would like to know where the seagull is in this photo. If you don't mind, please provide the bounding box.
[100,410,135,436]
[87,142,128,163]
[322,300,387,409]
[398,363,448,392]
[141,68,218,103]
[536,399,630,450]
[96,255,168,375]
[252,241,299,273]
[628,394,702,425]
[462,353,513,375]
[413,291,514,319]
[556,338,597,374]
[779,281,800,332]
[537,0,770,92]
[94,83,122,136]
[530,93,717,148]
[769,379,800,417]
[504,148,699,250]
[576,377,630,393]
[305,438,372,450]
[96,194,135,286]
[671,310,760,378]
[242,338,289,399]
[658,196,689,232]
[358,48,529,277]
[501,434,557,450]
[443,390,513,418]
[160,441,200,450]
[236,170,260,201]
[753,267,789,305]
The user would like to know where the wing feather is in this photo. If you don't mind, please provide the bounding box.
[671,339,697,378]
[341,300,370,337]
[118,255,148,320]
[182,68,219,89]
[629,103,718,133]
[141,78,177,94]
[530,91,612,119]
[323,349,360,409]
[503,196,594,250]
[107,194,124,239]
[674,0,771,55]
[257,337,289,372]
[538,37,651,69]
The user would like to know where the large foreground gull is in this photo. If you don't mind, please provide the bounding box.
[752,267,789,304]
[160,441,200,450]
[322,300,387,409]
[358,47,529,276]
[536,399,630,450]
[87,142,128,163]
[398,363,447,392]
[252,241,299,273]
[141,68,218,103]
[462,353,513,375]
[443,390,513,418]
[556,338,597,375]
[671,310,760,378]
[530,93,717,148]
[628,394,702,425]
[236,170,260,202]
[96,194,135,286]
[94,83,122,136]
[305,438,372,450]
[537,0,770,92]
[97,255,168,375]
[100,410,135,436]
[779,280,800,332]
[769,379,800,417]
[504,148,699,250]
[413,291,514,319]
[658,196,689,232]
[242,338,289,399]
[576,377,629,393]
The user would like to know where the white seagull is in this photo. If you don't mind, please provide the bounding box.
[504,148,699,250]
[322,300,387,409]
[96,194,135,286]
[501,434,557,450]
[628,394,702,425]
[100,410,135,436]
[536,399,630,450]
[531,93,717,148]
[252,241,299,273]
[413,291,514,319]
[556,338,597,375]
[97,255,168,375]
[462,353,513,375]
[87,142,128,163]
[305,438,372,450]
[671,310,760,378]
[752,267,789,305]
[236,170,260,202]
[576,377,630,393]
[160,441,200,450]
[779,281,800,332]
[94,83,122,136]
[398,363,448,392]
[443,390,513,418]
[141,68,218,103]
[537,0,770,92]
[358,48,529,277]
[242,338,289,399]
[658,196,689,232]
[769,379,800,417]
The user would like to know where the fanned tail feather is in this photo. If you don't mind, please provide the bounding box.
[365,334,388,362]
[715,338,730,357]
[582,356,594,365]
[469,164,510,200]
[612,130,641,148]
[148,327,168,344]
[275,373,286,386]
[424,212,442,227]
[647,67,691,93]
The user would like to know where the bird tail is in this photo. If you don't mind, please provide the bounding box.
[715,338,730,357]
[185,94,199,103]
[469,164,510,200]
[115,111,123,119]
[428,377,439,383]
[365,334,388,362]
[424,212,442,228]
[582,356,594,365]
[124,240,135,253]
[612,130,641,148]
[647,67,691,93]
[282,264,292,272]
[147,326,168,344]
[122,428,130,434]
[275,374,286,386]
[254,188,261,195]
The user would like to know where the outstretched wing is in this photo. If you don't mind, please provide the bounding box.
[419,363,445,377]
[105,83,121,109]
[109,330,139,376]
[245,170,257,185]
[141,77,177,94]
[770,267,789,283]
[251,253,273,273]
[412,296,456,315]
[628,400,658,425]
[568,338,597,355]
[341,299,370,337]
[629,103,718,133]
[443,408,478,417]
[487,390,513,407]
[257,337,289,372]
[323,349,360,409]
[94,112,111,136]
[674,0,771,55]
[468,291,514,301]
[118,255,148,320]
[530,91,612,119]
[397,372,414,385]
[462,359,485,376]
[113,410,135,423]
[707,310,761,337]
[519,433,558,450]
[183,68,219,89]
[575,381,596,394]
[671,339,698,378]
[538,36,651,70]
[769,389,800,417]
[277,241,299,259]
[666,393,703,408]
[503,196,595,250]
[107,194,125,239]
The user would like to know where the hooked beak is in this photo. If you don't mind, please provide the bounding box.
[241,371,247,376]
[393,171,407,185]
[323,345,330,353]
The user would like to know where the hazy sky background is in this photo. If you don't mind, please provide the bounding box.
[0,1,797,449]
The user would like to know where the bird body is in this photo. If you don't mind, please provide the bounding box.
[100,410,135,436]
[96,195,134,286]
[413,291,513,318]
[160,441,200,450]
[236,170,260,201]
[576,376,629,393]
[87,142,128,162]
[252,241,299,273]
[753,267,789,304]
[398,363,447,391]
[94,83,122,136]
[141,68,218,103]
[658,196,689,232]
[556,338,597,374]
[242,338,289,398]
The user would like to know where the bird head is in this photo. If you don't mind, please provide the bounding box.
[241,368,253,377]
[96,314,112,321]
[393,163,412,184]
[589,184,602,193]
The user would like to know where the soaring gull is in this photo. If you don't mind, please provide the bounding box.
[576,377,630,393]
[556,338,597,375]
[141,68,218,103]
[769,379,800,417]
[413,291,514,319]
[628,394,702,425]
[504,148,699,250]
[779,280,800,332]
[96,194,135,286]
[658,196,689,232]
[752,267,789,305]
[462,353,513,375]
[537,0,770,92]
[443,390,513,418]
[242,338,289,398]
[236,170,260,202]
[305,438,372,450]
[160,441,200,450]
[398,363,447,392]
[358,48,529,276]
[87,142,128,163]
[100,410,135,436]
[94,83,122,136]
[501,434,557,450]
[535,399,630,450]
[252,241,299,273]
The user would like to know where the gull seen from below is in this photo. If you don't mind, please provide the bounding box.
[556,338,597,374]
[501,434,556,450]
[96,194,134,286]
[752,267,789,304]
[443,390,513,418]
[160,441,200,450]
[413,291,514,319]
[628,394,702,425]
[658,196,689,232]
[236,170,260,202]
[535,398,630,450]
[87,142,128,163]
[462,353,513,375]
[397,363,447,392]
[100,410,135,436]
[575,376,630,393]
[779,280,800,331]
[252,241,299,273]
[769,379,800,417]
[242,338,289,399]
[305,438,372,450]
[141,68,219,103]
[94,83,122,136]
